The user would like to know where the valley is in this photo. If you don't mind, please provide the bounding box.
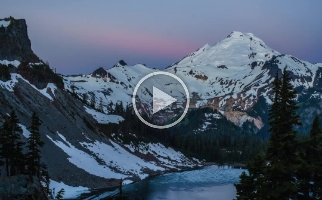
[0,16,321,199]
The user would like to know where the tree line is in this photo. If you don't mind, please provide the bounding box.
[235,68,322,199]
[0,111,64,199]
[97,100,264,164]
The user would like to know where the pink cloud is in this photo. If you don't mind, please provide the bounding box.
[62,25,197,58]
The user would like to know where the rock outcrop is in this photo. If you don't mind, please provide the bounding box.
[0,17,39,62]
[0,175,47,200]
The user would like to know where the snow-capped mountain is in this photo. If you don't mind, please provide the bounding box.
[0,17,201,195]
[64,31,322,129]
[1,17,322,197]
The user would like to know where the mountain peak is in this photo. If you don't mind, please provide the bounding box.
[118,60,127,66]
[227,31,255,38]
[0,17,39,62]
[92,67,107,77]
[112,60,128,68]
[169,31,279,69]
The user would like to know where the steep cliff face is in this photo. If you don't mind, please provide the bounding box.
[0,17,63,89]
[0,17,39,62]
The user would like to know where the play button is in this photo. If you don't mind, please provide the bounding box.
[153,86,177,114]
[132,71,190,129]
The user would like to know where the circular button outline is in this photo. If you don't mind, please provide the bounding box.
[132,71,190,129]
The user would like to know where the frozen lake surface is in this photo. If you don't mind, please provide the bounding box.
[81,165,245,200]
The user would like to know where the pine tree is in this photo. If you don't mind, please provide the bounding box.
[235,155,265,200]
[235,171,255,200]
[82,93,88,104]
[108,101,114,113]
[26,112,45,177]
[39,162,52,199]
[99,97,104,113]
[90,93,96,109]
[236,68,302,199]
[266,72,281,161]
[8,110,25,176]
[55,188,65,200]
[0,120,11,176]
[307,116,322,198]
[119,178,123,199]
[263,68,301,199]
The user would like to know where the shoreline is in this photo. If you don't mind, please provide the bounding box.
[77,162,208,199]
[77,162,245,199]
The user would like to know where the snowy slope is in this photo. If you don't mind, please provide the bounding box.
[0,73,56,100]
[46,132,200,183]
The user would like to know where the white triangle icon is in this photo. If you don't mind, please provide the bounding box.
[153,86,177,114]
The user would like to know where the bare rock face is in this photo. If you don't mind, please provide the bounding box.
[0,17,39,63]
[0,175,47,200]
[92,67,107,77]
[313,67,322,90]
[223,111,263,129]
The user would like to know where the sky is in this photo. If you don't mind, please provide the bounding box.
[1,1,322,74]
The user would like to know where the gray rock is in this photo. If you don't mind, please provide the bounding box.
[0,17,39,62]
[0,175,47,200]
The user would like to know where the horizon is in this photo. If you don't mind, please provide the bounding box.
[1,1,322,75]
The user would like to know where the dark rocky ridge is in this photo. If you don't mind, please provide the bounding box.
[92,67,107,77]
[0,17,63,89]
[0,17,39,62]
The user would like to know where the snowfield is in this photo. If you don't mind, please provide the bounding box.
[47,132,200,184]
[63,31,322,127]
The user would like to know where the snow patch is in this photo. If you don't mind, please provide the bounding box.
[0,73,20,92]
[0,20,10,27]
[84,106,124,124]
[18,124,31,138]
[0,60,21,67]
[39,83,57,101]
[0,73,56,100]
[50,180,89,199]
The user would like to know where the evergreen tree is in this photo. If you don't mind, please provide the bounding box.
[90,93,96,109]
[235,171,255,200]
[99,97,104,113]
[8,110,25,176]
[108,101,114,113]
[236,68,302,199]
[39,162,52,198]
[266,72,281,161]
[82,93,88,104]
[119,178,123,199]
[0,120,11,176]
[55,188,65,200]
[263,67,301,199]
[305,116,322,198]
[235,155,265,200]
[26,112,45,177]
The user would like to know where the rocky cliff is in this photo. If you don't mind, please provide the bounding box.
[0,17,39,62]
[0,18,201,198]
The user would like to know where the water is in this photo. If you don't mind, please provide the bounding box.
[82,166,244,200]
